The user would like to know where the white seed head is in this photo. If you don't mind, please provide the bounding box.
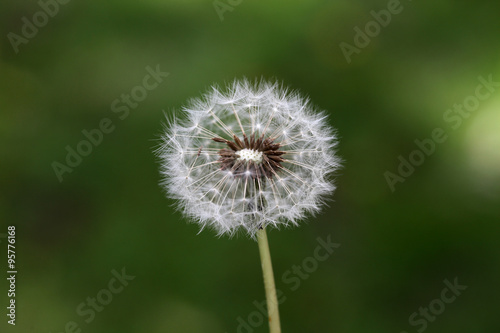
[237,148,263,164]
[157,79,341,238]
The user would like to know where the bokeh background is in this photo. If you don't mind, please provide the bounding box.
[1,0,500,332]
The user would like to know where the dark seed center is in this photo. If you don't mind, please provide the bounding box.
[212,133,285,179]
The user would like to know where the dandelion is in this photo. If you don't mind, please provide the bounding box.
[157,79,341,332]
[158,79,340,236]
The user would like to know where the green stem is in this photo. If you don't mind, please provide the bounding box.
[257,227,281,333]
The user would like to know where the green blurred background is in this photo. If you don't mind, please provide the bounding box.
[1,0,500,332]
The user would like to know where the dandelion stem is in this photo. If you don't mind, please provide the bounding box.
[257,227,281,333]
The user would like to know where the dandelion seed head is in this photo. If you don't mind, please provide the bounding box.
[157,79,341,237]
